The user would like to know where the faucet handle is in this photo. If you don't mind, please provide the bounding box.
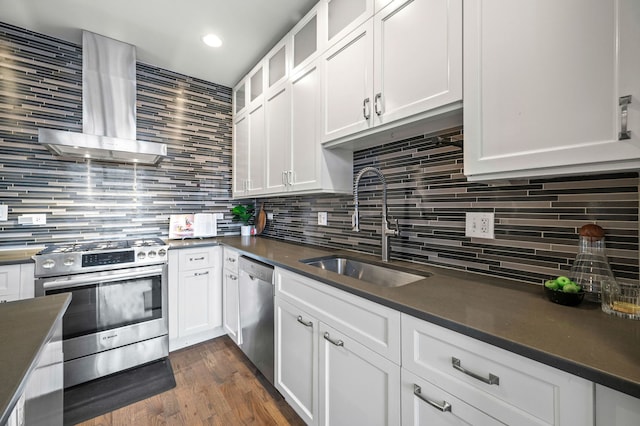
[392,218,399,235]
[352,212,360,232]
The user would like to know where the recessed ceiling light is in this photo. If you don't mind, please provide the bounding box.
[202,34,222,48]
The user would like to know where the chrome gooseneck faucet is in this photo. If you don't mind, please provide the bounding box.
[352,166,399,262]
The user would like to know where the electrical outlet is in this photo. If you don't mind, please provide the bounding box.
[465,212,494,239]
[317,212,328,226]
[0,205,7,221]
[214,213,224,220]
[18,214,47,225]
[267,212,274,220]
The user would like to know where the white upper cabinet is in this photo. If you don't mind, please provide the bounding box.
[373,0,462,126]
[233,80,247,115]
[322,19,375,142]
[325,0,375,47]
[232,112,249,197]
[321,0,463,146]
[291,1,327,76]
[464,0,640,181]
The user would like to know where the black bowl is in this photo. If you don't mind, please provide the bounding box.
[543,286,585,306]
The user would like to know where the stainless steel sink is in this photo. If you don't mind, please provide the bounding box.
[300,256,429,287]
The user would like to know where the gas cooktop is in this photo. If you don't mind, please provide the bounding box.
[34,238,169,277]
[37,238,167,255]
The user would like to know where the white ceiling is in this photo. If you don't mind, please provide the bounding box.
[0,0,317,88]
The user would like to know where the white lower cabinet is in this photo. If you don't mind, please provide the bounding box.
[318,322,400,426]
[275,297,319,425]
[401,314,594,426]
[595,384,640,426]
[402,369,503,426]
[222,247,241,345]
[0,263,34,303]
[274,267,401,426]
[168,246,224,351]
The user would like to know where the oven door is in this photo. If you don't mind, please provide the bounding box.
[35,264,168,362]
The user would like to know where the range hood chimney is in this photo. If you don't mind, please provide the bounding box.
[38,31,167,165]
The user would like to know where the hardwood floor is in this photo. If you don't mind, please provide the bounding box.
[77,336,305,426]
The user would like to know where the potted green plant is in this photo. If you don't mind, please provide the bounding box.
[231,204,255,236]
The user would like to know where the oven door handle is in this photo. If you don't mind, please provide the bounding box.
[42,267,165,291]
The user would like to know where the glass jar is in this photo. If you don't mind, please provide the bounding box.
[602,280,640,320]
[569,224,617,303]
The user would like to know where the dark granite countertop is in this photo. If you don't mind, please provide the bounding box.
[199,236,640,400]
[0,293,71,424]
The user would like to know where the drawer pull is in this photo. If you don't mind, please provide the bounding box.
[194,271,209,276]
[619,95,632,140]
[413,384,452,413]
[190,256,205,261]
[227,274,237,281]
[452,357,500,386]
[296,316,313,327]
[0,299,6,303]
[323,332,344,347]
[226,257,236,263]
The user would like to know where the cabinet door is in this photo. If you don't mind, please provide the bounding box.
[402,369,504,426]
[0,264,21,303]
[290,61,321,192]
[322,19,374,142]
[247,101,266,195]
[20,263,34,299]
[265,80,291,194]
[275,298,318,426]
[232,113,249,197]
[595,384,640,426]
[318,323,400,426]
[464,0,640,181]
[373,0,462,126]
[178,266,222,339]
[222,270,240,345]
[325,0,374,47]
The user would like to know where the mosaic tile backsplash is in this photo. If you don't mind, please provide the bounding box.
[1,22,638,287]
[260,129,639,285]
[0,22,239,246]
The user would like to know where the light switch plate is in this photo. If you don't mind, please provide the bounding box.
[214,213,224,220]
[267,213,274,220]
[18,214,47,225]
[0,205,7,221]
[465,212,494,239]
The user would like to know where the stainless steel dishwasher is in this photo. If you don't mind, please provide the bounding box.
[238,256,275,385]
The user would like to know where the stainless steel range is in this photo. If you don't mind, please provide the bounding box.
[34,238,169,388]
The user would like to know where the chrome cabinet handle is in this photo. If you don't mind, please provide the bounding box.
[323,332,344,347]
[190,256,205,261]
[413,384,452,413]
[363,97,371,119]
[374,92,383,116]
[194,271,209,276]
[297,316,313,327]
[227,274,237,280]
[226,257,236,263]
[452,357,500,386]
[287,170,294,186]
[0,299,6,303]
[282,171,287,186]
[620,95,632,140]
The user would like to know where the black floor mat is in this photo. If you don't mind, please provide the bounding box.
[63,358,176,425]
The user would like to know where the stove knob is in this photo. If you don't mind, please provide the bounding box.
[148,250,157,258]
[158,248,167,257]
[137,251,146,260]
[42,259,55,269]
[63,257,74,266]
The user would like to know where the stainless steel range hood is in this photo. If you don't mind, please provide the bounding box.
[38,31,167,165]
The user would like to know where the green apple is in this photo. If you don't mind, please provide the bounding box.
[563,283,580,293]
[556,276,571,288]
[545,279,559,290]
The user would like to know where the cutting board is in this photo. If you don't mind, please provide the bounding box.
[255,203,266,235]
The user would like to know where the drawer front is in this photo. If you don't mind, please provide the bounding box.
[402,314,593,425]
[223,248,239,274]
[0,264,21,298]
[275,267,401,364]
[401,369,505,426]
[178,247,216,271]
